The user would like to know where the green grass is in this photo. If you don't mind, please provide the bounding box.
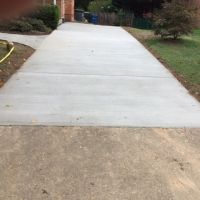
[146,30,200,85]
[125,27,200,101]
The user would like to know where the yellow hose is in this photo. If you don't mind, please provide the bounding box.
[0,41,15,64]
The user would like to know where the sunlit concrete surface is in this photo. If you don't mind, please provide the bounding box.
[0,32,46,49]
[0,23,199,127]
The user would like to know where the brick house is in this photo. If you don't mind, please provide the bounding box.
[38,0,74,21]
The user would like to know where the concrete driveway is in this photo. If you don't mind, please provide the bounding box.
[0,32,46,49]
[0,23,200,127]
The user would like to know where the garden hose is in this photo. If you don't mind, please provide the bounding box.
[0,41,15,64]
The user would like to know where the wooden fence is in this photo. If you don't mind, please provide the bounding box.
[97,12,134,27]
[96,12,153,29]
[192,0,200,27]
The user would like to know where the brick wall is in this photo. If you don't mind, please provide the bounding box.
[37,0,53,5]
[37,0,74,22]
[64,0,74,21]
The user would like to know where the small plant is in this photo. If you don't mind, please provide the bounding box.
[9,20,33,32]
[31,5,60,30]
[154,0,198,39]
[24,18,51,33]
[0,17,51,33]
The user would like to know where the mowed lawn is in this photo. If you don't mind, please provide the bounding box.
[125,28,200,101]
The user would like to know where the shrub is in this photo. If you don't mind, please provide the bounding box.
[9,20,33,32]
[24,18,51,32]
[32,5,60,30]
[0,18,51,33]
[76,0,91,10]
[154,0,198,40]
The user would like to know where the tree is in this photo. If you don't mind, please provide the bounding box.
[154,0,198,39]
[112,0,163,16]
[88,0,116,13]
[75,0,92,10]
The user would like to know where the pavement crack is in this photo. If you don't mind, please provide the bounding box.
[18,71,172,79]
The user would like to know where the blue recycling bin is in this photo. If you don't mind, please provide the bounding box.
[91,14,99,24]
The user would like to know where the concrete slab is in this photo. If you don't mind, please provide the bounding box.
[0,23,199,127]
[0,32,46,49]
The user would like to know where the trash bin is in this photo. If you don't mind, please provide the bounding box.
[91,14,99,24]
[84,12,91,23]
[75,9,84,22]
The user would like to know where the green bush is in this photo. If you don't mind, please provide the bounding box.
[24,18,51,32]
[154,0,198,39]
[32,5,60,30]
[88,0,116,13]
[9,20,33,32]
[0,18,51,33]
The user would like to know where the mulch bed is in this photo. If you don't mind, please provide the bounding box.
[0,30,51,35]
[0,43,34,88]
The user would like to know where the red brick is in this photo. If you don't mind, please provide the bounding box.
[38,0,74,22]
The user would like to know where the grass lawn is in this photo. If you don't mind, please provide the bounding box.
[0,43,34,88]
[125,27,200,102]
